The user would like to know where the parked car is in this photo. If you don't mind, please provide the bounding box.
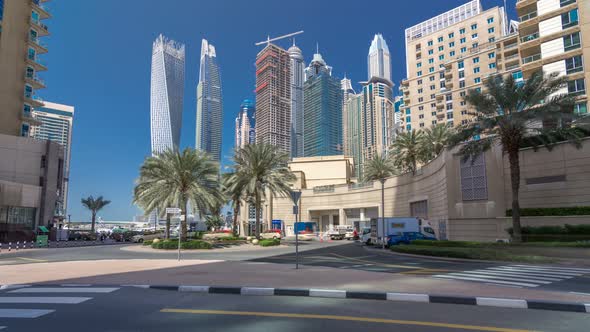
[131,231,163,243]
[260,229,282,240]
[360,227,372,245]
[387,231,437,246]
[296,230,315,241]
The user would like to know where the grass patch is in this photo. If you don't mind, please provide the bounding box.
[391,245,554,263]
[258,239,280,247]
[217,236,246,242]
[151,240,212,250]
[410,239,590,248]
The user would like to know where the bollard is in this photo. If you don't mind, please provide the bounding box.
[8,242,12,252]
[0,242,2,253]
[30,240,34,249]
[16,241,19,250]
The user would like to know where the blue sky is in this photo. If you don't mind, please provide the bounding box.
[42,0,516,221]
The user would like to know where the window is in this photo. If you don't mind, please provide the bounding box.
[439,55,444,60]
[459,28,466,34]
[450,51,455,57]
[568,79,585,95]
[564,32,581,51]
[430,85,435,90]
[472,33,478,39]
[473,57,479,63]
[420,123,425,128]
[417,71,422,76]
[474,77,481,84]
[489,63,496,69]
[431,103,436,108]
[27,48,36,60]
[461,110,467,115]
[462,119,469,125]
[405,109,411,115]
[406,124,411,131]
[460,37,466,44]
[488,27,495,33]
[432,120,437,125]
[460,91,466,97]
[417,88,423,94]
[417,79,423,85]
[429,76,435,81]
[566,55,583,74]
[461,154,488,201]
[472,42,479,48]
[461,47,467,53]
[471,23,477,30]
[430,94,435,99]
[474,67,480,73]
[21,123,30,137]
[438,36,443,42]
[428,58,434,64]
[24,84,33,98]
[440,72,445,79]
[448,32,455,38]
[418,97,424,102]
[488,52,495,59]
[41,155,47,168]
[447,112,454,119]
[23,104,32,117]
[431,111,437,116]
[429,67,434,73]
[440,81,446,89]
[419,106,424,111]
[427,40,433,46]
[459,81,466,88]
[459,71,465,78]
[419,114,424,119]
[446,103,453,110]
[562,9,578,29]
[475,87,482,92]
[449,42,455,47]
[458,61,464,69]
[26,66,34,78]
[438,46,444,51]
[487,17,494,24]
[575,103,587,114]
[445,94,453,101]
[417,62,422,68]
[428,49,434,55]
[488,37,495,43]
[460,101,466,106]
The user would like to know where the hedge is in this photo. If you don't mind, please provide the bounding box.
[410,240,485,247]
[143,240,153,246]
[506,224,590,242]
[151,240,211,250]
[259,239,280,247]
[506,207,590,217]
[391,245,552,263]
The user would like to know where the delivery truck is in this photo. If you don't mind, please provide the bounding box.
[369,217,436,246]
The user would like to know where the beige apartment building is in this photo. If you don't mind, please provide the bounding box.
[0,0,50,136]
[401,0,511,130]
[516,0,588,114]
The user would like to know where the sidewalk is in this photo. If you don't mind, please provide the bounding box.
[1,259,589,304]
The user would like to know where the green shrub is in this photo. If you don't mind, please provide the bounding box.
[143,240,153,246]
[506,207,590,217]
[151,240,211,250]
[259,239,280,247]
[410,240,483,247]
[391,245,552,263]
[506,224,590,242]
[187,231,204,240]
[218,236,245,241]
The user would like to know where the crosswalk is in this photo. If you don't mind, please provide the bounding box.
[433,264,590,288]
[0,285,120,329]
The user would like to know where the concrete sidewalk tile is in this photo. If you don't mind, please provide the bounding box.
[0,284,31,290]
[209,286,241,294]
[274,288,309,297]
[476,297,528,309]
[429,295,477,305]
[309,289,346,298]
[386,293,429,302]
[179,286,209,293]
[526,300,587,313]
[241,287,275,296]
[346,291,386,300]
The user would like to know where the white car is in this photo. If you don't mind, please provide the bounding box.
[131,232,162,243]
[260,230,282,240]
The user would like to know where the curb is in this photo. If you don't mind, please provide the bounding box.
[5,283,585,314]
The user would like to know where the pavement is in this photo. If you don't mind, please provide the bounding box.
[1,285,589,331]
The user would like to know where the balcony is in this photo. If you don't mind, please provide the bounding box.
[503,53,519,62]
[403,88,410,95]
[504,43,518,50]
[560,0,576,7]
[520,32,539,43]
[436,94,444,101]
[25,55,48,71]
[29,17,49,36]
[445,80,454,89]
[519,11,537,22]
[522,53,541,64]
[28,35,48,54]
[25,74,46,89]
[24,93,44,107]
[436,101,445,110]
[31,0,51,19]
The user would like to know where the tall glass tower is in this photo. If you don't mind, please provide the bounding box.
[288,41,305,158]
[303,51,343,157]
[368,34,391,81]
[196,39,223,162]
[150,34,185,155]
[235,99,256,149]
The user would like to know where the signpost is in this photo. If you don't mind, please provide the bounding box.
[290,190,301,269]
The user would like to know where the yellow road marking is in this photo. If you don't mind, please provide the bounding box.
[16,257,47,262]
[160,309,535,332]
[329,253,417,270]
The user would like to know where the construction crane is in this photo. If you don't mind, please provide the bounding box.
[255,30,304,46]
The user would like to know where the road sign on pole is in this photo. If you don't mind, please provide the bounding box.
[166,207,181,214]
[293,205,298,215]
[290,191,301,204]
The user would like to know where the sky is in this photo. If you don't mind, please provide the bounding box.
[41,0,516,222]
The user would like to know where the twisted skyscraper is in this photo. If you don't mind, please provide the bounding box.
[196,39,223,162]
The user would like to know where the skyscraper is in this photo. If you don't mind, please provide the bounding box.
[368,34,392,81]
[196,39,223,162]
[343,93,363,179]
[288,41,305,158]
[150,34,185,155]
[31,101,74,215]
[235,99,256,149]
[341,77,355,157]
[303,51,343,157]
[361,78,395,166]
[255,44,291,154]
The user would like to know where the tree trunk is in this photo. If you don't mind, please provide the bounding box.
[508,149,523,243]
[181,199,188,242]
[91,212,96,233]
[165,214,171,240]
[381,180,385,249]
[232,205,239,237]
[255,189,261,240]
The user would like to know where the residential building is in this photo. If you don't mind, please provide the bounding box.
[303,51,343,157]
[255,44,291,154]
[0,0,50,136]
[0,133,64,242]
[235,99,256,149]
[516,0,588,115]
[150,34,185,155]
[31,101,74,215]
[341,77,355,164]
[361,78,395,165]
[343,93,363,179]
[196,39,223,162]
[368,33,392,81]
[288,42,305,158]
[401,0,509,130]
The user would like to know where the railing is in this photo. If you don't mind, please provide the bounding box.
[520,32,539,43]
[313,185,335,194]
[562,20,578,30]
[30,18,49,31]
[519,11,537,22]
[566,66,583,75]
[504,43,518,50]
[560,0,576,7]
[28,36,47,49]
[506,64,520,71]
[25,74,45,86]
[564,42,581,52]
[504,53,519,61]
[522,53,541,64]
[348,182,374,190]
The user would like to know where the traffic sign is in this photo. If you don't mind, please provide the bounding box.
[293,205,298,215]
[290,190,301,204]
[165,207,181,214]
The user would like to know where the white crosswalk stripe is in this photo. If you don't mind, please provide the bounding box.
[433,264,588,288]
[9,287,119,294]
[0,309,55,318]
[0,297,92,304]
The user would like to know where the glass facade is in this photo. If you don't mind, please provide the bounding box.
[0,206,37,230]
[196,39,222,162]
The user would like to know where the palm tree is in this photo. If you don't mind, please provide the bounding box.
[133,148,224,242]
[420,123,454,162]
[364,154,397,249]
[449,72,586,243]
[391,129,424,174]
[230,144,295,239]
[81,196,111,233]
[222,171,245,237]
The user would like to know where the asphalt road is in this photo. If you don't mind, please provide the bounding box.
[1,286,588,331]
